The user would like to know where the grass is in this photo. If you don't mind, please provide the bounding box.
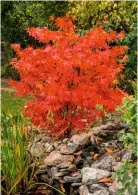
[1,112,30,195]
[1,110,65,195]
[1,91,31,114]
[1,78,31,114]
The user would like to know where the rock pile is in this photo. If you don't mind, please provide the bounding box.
[29,121,131,195]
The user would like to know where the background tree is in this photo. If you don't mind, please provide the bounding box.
[69,0,137,94]
[69,1,137,32]
[1,1,69,79]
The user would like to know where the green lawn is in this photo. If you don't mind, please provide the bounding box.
[1,91,31,114]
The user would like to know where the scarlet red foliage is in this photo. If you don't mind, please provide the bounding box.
[9,15,128,135]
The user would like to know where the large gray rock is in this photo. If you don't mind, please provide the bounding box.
[81,167,111,185]
[79,185,92,195]
[90,121,127,137]
[44,151,74,166]
[92,190,109,195]
[70,132,92,146]
[91,155,113,171]
[112,162,123,172]
[89,184,108,193]
[109,181,122,195]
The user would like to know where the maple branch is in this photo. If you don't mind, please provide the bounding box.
[71,105,78,116]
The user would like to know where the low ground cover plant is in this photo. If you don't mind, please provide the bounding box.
[116,82,137,195]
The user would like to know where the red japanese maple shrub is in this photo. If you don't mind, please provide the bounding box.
[9,15,128,135]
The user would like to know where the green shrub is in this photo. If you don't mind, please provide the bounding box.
[119,23,137,94]
[116,84,137,195]
[69,1,137,31]
[1,41,20,80]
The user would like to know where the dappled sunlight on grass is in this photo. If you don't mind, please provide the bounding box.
[1,91,30,114]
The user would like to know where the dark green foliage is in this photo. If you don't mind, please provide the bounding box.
[1,41,20,80]
[119,23,137,94]
[1,1,69,79]
[1,1,69,45]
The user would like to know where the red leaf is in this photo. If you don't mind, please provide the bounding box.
[98,178,113,183]
[104,147,113,154]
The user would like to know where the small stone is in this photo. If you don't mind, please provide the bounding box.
[54,177,65,183]
[74,156,84,166]
[60,166,75,172]
[92,190,109,195]
[100,140,118,148]
[79,185,91,195]
[71,182,82,187]
[63,175,82,183]
[85,156,92,166]
[60,143,78,154]
[44,151,74,166]
[53,141,62,150]
[44,143,54,153]
[54,171,69,177]
[63,138,68,144]
[30,142,45,157]
[50,166,58,178]
[57,163,70,169]
[81,167,111,185]
[98,149,107,155]
[74,150,83,156]
[70,133,91,146]
[122,149,132,162]
[34,136,42,142]
[42,136,51,142]
[91,155,113,171]
[89,184,108,193]
[40,174,49,182]
[36,168,47,174]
